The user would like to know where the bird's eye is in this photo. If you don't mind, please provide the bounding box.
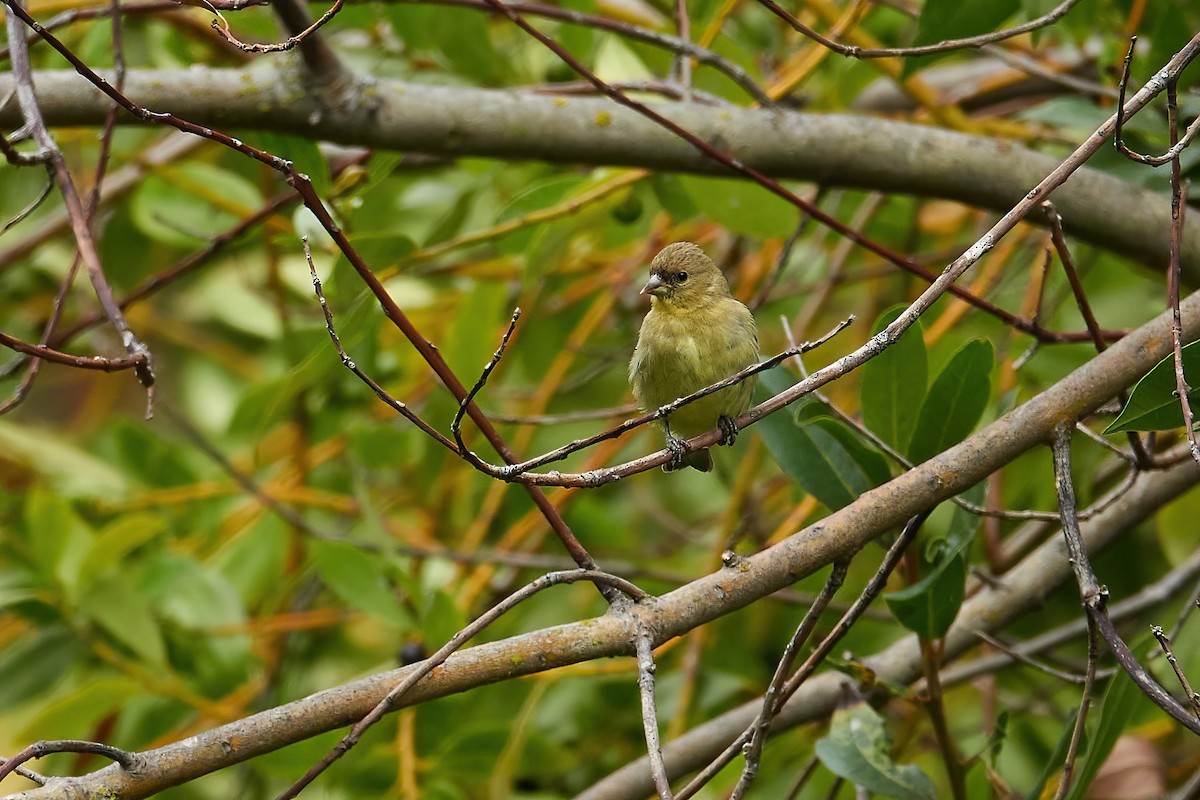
[676,271,688,282]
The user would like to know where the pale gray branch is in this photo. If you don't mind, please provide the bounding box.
[1,67,1198,276]
[583,450,1200,800]
[7,272,1200,800]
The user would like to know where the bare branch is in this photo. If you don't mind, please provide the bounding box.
[1051,423,1200,734]
[6,68,1200,277]
[1115,38,1200,167]
[634,620,673,799]
[453,308,522,458]
[1151,625,1200,719]
[1052,617,1097,800]
[729,562,847,799]
[0,740,137,787]
[275,569,646,800]
[756,0,1083,59]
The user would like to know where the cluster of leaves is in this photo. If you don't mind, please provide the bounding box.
[2,0,1200,796]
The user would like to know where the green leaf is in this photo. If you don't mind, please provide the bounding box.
[351,421,415,469]
[80,512,166,587]
[130,161,263,247]
[110,419,198,488]
[677,175,802,238]
[209,516,290,607]
[907,339,994,464]
[0,571,39,613]
[0,627,82,712]
[0,420,127,499]
[903,0,1021,77]
[757,369,891,511]
[309,539,415,630]
[885,483,980,638]
[494,176,586,255]
[884,546,966,639]
[861,306,928,454]
[140,553,246,630]
[16,676,141,743]
[24,490,94,597]
[815,704,937,800]
[813,417,895,489]
[649,174,699,219]
[79,574,167,666]
[1105,341,1200,433]
[1157,487,1200,566]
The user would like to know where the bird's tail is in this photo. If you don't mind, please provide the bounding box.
[663,447,713,473]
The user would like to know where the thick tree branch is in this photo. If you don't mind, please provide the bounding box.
[586,450,1200,800]
[7,278,1200,800]
[2,67,1198,276]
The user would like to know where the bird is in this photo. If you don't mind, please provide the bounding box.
[629,242,760,472]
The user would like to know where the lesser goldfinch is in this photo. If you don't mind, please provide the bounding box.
[629,242,760,472]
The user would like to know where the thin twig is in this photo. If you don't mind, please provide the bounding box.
[211,0,345,54]
[0,172,52,234]
[677,511,931,800]
[634,619,673,799]
[918,635,966,800]
[750,192,824,310]
[453,308,522,458]
[974,631,1103,685]
[4,0,156,409]
[981,44,1119,102]
[1044,200,1152,465]
[43,189,301,353]
[489,404,640,425]
[1151,625,1200,719]
[1051,423,1200,734]
[1114,38,1200,167]
[755,0,1083,59]
[0,254,80,414]
[1166,80,1200,464]
[1043,202,1107,352]
[0,331,149,372]
[0,758,46,786]
[730,562,847,799]
[0,740,137,785]
[486,317,854,479]
[783,756,820,800]
[303,238,458,452]
[275,569,647,800]
[393,0,771,105]
[534,80,727,105]
[1052,616,1098,800]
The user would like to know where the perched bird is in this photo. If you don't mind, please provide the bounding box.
[629,242,760,472]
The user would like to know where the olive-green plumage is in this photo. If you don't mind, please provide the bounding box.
[629,242,760,472]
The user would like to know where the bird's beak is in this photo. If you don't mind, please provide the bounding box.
[641,274,667,297]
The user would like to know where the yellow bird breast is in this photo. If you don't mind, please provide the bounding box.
[630,299,759,440]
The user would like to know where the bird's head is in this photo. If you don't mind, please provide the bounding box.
[640,242,731,309]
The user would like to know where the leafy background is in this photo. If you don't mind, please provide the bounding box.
[2,0,1200,796]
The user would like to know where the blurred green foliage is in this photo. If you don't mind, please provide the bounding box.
[2,0,1200,796]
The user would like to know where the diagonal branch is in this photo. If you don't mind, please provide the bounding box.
[1051,423,1200,734]
[4,68,1200,278]
[8,283,1200,800]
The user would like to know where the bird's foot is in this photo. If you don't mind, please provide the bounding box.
[717,415,740,447]
[664,434,689,471]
